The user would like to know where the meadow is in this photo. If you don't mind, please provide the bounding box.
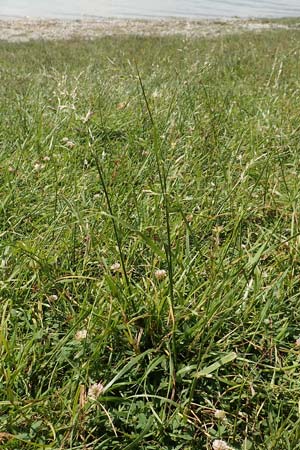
[1,24,300,449]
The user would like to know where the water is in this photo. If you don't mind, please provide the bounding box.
[1,0,300,20]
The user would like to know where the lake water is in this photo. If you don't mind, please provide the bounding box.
[1,0,300,20]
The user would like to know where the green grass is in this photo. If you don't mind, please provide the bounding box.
[1,25,300,449]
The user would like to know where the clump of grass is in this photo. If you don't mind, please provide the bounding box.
[1,26,300,449]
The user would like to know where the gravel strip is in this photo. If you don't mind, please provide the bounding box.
[0,17,298,42]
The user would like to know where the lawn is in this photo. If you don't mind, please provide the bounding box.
[1,24,300,449]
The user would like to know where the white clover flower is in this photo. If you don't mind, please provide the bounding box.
[66,141,75,149]
[212,439,230,450]
[48,294,58,302]
[110,262,121,273]
[75,329,87,341]
[87,382,104,401]
[62,137,75,149]
[214,409,226,420]
[43,156,51,161]
[295,338,300,347]
[117,102,126,110]
[152,89,161,98]
[154,269,167,281]
[33,162,45,171]
[82,109,94,123]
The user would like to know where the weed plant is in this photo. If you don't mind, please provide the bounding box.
[1,26,300,449]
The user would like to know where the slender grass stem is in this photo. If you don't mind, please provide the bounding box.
[93,150,134,309]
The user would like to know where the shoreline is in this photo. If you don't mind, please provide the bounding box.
[0,17,299,42]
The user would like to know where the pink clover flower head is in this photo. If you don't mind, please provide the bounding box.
[75,329,87,341]
[214,409,226,420]
[110,262,121,272]
[154,269,167,281]
[88,382,104,401]
[212,440,231,450]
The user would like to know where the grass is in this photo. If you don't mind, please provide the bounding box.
[1,23,300,449]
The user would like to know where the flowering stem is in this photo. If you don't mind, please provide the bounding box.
[136,65,177,367]
[93,151,135,311]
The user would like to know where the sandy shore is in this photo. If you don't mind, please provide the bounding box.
[0,17,298,42]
